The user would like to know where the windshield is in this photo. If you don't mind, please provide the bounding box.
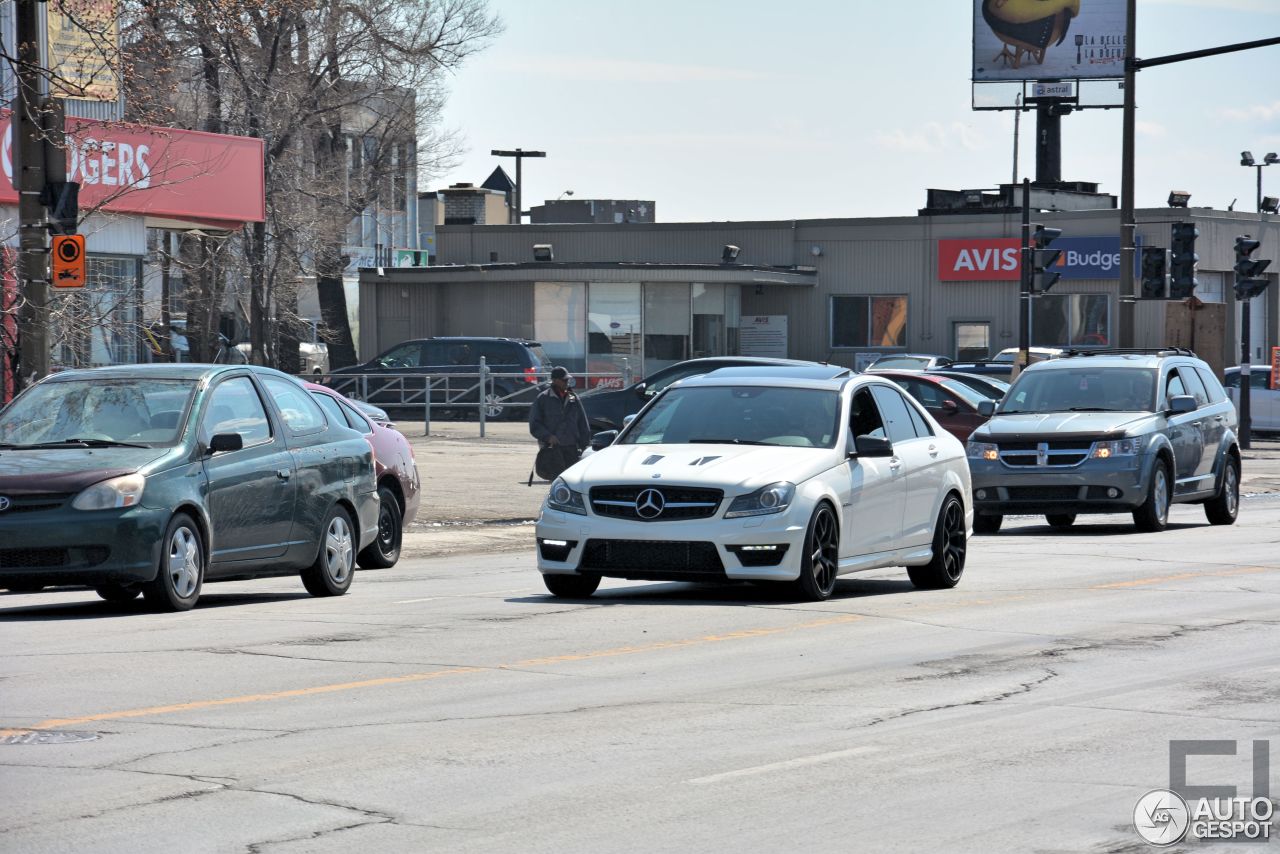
[620,385,841,448]
[931,378,988,409]
[871,356,930,369]
[0,378,195,447]
[1000,368,1157,414]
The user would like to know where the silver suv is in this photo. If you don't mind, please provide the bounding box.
[965,349,1240,533]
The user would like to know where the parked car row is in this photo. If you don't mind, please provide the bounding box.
[0,365,419,610]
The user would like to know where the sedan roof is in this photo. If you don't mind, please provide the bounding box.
[684,364,854,387]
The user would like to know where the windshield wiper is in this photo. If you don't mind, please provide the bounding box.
[688,438,770,445]
[28,438,150,449]
[1065,407,1114,412]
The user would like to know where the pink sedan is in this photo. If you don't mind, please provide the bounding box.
[307,382,421,568]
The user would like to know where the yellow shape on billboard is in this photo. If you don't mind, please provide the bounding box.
[47,0,119,103]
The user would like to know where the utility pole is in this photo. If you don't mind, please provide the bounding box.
[14,0,52,389]
[1118,0,1137,349]
[1017,178,1031,380]
[490,148,546,224]
[1011,93,1021,187]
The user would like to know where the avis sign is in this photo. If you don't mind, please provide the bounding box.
[938,236,1132,282]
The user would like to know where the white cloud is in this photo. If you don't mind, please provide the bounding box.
[1136,121,1167,138]
[1220,101,1280,122]
[874,122,985,154]
[494,55,768,83]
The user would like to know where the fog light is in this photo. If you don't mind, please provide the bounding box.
[542,539,569,547]
[975,489,987,500]
[1108,488,1120,498]
[739,545,779,551]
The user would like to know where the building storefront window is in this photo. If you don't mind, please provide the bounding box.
[534,282,587,373]
[830,295,907,349]
[692,283,741,358]
[588,282,642,380]
[643,282,690,375]
[954,321,990,360]
[1032,294,1110,347]
[53,256,141,368]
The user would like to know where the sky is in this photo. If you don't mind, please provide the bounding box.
[435,0,1280,223]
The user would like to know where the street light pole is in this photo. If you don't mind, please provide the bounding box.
[1118,0,1137,349]
[490,148,546,224]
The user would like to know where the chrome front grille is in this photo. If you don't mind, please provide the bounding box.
[997,440,1093,468]
[589,486,723,522]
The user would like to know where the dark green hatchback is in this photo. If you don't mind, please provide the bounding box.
[0,364,379,610]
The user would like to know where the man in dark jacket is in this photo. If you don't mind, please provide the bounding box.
[529,367,591,479]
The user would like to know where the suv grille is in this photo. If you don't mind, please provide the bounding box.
[998,440,1092,468]
[589,486,722,521]
[580,540,724,576]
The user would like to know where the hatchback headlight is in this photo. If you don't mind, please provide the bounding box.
[967,441,999,461]
[725,482,795,518]
[1091,437,1143,459]
[547,477,587,516]
[72,473,146,511]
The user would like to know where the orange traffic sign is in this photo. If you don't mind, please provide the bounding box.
[51,234,86,288]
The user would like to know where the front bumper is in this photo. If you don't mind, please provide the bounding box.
[535,505,809,583]
[968,453,1151,515]
[0,505,167,587]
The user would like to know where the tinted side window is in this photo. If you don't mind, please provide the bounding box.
[1250,371,1269,390]
[338,400,373,433]
[850,388,887,440]
[379,342,423,367]
[1178,367,1210,407]
[311,392,349,428]
[479,342,519,366]
[904,397,934,437]
[262,377,327,434]
[1165,370,1186,402]
[1195,368,1227,403]
[202,377,272,446]
[869,385,918,444]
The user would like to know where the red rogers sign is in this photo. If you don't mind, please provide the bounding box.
[937,238,1021,281]
[1,110,265,228]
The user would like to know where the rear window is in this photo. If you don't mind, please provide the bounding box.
[527,344,553,368]
[871,356,930,370]
[1196,368,1227,403]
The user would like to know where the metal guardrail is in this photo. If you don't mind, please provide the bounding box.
[316,357,634,437]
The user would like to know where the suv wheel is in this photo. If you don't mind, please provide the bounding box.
[972,514,1002,535]
[1133,459,1171,532]
[1204,455,1240,526]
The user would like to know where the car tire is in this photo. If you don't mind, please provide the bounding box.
[96,584,140,603]
[792,503,840,601]
[1133,458,1171,532]
[542,573,601,598]
[4,582,45,593]
[1046,513,1077,528]
[302,506,356,597]
[357,487,402,569]
[972,513,1003,535]
[1204,455,1240,526]
[143,513,204,612]
[908,494,967,590]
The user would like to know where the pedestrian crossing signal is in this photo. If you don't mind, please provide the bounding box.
[51,234,86,289]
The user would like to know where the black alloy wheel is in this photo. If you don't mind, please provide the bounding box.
[357,487,403,569]
[909,495,967,590]
[543,573,601,598]
[794,503,839,601]
[972,513,1003,535]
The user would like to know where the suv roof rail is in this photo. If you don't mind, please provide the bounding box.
[1060,347,1197,358]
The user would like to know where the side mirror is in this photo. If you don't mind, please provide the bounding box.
[208,432,243,454]
[634,382,649,398]
[977,399,997,417]
[852,434,893,458]
[941,399,960,416]
[590,430,618,451]
[1169,394,1197,415]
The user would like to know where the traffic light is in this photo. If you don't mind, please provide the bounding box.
[1168,222,1198,299]
[1032,224,1063,293]
[1140,246,1167,299]
[1234,235,1272,301]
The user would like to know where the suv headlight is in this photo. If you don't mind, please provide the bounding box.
[725,482,795,518]
[967,441,999,461]
[72,473,146,511]
[547,477,586,516]
[1091,437,1143,459]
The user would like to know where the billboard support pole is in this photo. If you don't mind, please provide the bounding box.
[1118,0,1137,350]
[1017,178,1032,380]
[15,0,52,390]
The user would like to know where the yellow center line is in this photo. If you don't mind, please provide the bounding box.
[1090,565,1277,590]
[2,614,863,736]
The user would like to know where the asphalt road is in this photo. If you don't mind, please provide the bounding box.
[3,499,1280,853]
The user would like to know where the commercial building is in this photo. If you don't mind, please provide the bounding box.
[358,202,1278,380]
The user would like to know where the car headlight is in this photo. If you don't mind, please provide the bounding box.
[1091,437,1143,459]
[967,441,999,461]
[725,482,796,518]
[71,473,146,511]
[547,477,587,516]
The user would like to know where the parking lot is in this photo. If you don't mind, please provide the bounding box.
[3,491,1280,852]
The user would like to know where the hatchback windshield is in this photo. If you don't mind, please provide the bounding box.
[620,385,841,448]
[0,378,196,447]
[1000,368,1157,414]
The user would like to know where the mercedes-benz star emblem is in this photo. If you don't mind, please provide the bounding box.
[634,488,666,519]
[0,496,10,512]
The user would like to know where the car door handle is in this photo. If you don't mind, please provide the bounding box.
[889,457,902,471]
[276,469,291,480]
[928,445,939,457]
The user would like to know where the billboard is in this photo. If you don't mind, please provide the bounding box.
[938,236,1136,281]
[973,0,1127,82]
[47,0,119,102]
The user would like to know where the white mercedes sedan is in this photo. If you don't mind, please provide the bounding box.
[535,365,972,601]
